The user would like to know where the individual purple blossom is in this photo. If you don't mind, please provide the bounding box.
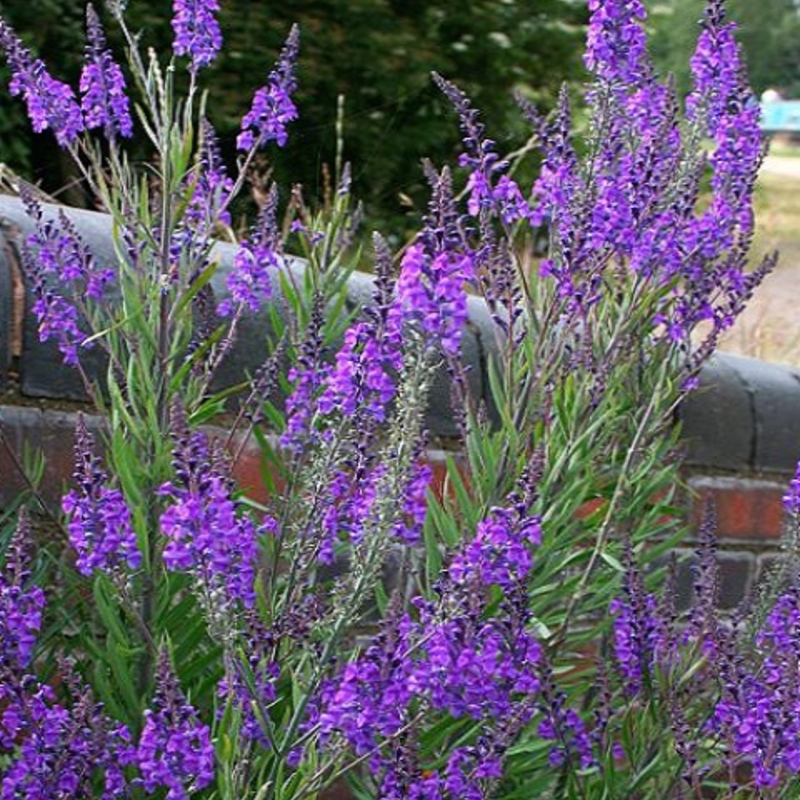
[20,242,87,367]
[0,511,45,671]
[314,465,383,564]
[0,18,83,146]
[171,0,222,72]
[584,0,649,87]
[188,119,233,230]
[393,460,432,544]
[317,318,403,422]
[434,74,533,228]
[237,25,299,151]
[138,652,215,799]
[317,242,404,424]
[172,120,233,280]
[159,404,259,614]
[62,417,141,578]
[80,5,132,139]
[21,191,115,366]
[609,577,661,695]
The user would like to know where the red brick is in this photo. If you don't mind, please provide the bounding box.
[687,476,786,541]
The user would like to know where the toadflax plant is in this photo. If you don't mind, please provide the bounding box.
[0,0,790,798]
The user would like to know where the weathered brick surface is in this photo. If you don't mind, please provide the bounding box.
[688,475,786,542]
[673,548,757,611]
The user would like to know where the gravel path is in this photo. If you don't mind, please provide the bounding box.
[761,156,800,180]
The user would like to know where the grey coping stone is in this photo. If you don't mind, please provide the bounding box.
[680,352,800,474]
[678,353,755,471]
[724,353,800,472]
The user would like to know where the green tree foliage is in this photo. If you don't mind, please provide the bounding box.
[0,0,587,235]
[650,0,800,98]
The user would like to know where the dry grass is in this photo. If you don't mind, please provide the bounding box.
[719,159,800,367]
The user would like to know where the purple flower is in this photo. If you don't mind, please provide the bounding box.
[393,460,432,544]
[0,18,83,146]
[171,0,222,72]
[319,499,543,752]
[160,404,259,614]
[318,317,403,422]
[449,506,540,591]
[708,589,800,787]
[396,242,473,356]
[138,652,215,799]
[434,74,533,228]
[584,0,649,87]
[1,674,135,799]
[686,0,742,130]
[0,512,45,670]
[62,418,141,578]
[22,192,115,298]
[171,120,233,279]
[21,244,87,367]
[190,119,233,229]
[80,5,132,139]
[280,300,331,453]
[20,191,116,366]
[237,25,299,151]
[319,614,416,755]
[220,183,281,315]
[784,461,800,514]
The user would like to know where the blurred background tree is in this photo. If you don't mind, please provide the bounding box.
[0,0,587,238]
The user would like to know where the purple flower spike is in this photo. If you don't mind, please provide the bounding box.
[237,25,299,151]
[220,183,282,315]
[396,242,473,356]
[0,18,83,146]
[80,5,132,139]
[0,511,46,670]
[686,0,742,130]
[172,0,222,72]
[138,652,215,799]
[62,417,141,578]
[584,0,650,86]
[160,404,259,613]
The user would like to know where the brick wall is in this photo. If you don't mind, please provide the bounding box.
[1,195,798,610]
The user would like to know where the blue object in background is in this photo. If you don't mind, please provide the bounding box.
[761,100,800,132]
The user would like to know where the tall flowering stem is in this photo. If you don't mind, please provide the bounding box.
[0,19,83,146]
[81,4,133,139]
[237,25,299,151]
[62,418,141,580]
[171,0,223,73]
